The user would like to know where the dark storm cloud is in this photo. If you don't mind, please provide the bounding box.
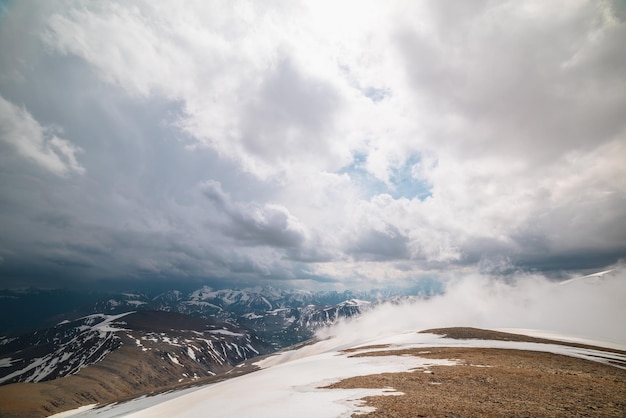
[202,180,306,249]
[346,225,410,261]
[0,1,624,289]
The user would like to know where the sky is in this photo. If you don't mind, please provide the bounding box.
[0,0,625,290]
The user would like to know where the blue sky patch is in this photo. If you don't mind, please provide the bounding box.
[340,153,433,201]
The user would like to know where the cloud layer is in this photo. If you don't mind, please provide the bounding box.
[0,0,624,288]
[320,268,626,345]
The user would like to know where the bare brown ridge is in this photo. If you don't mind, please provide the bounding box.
[326,327,626,417]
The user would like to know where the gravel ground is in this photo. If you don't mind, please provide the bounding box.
[324,329,626,417]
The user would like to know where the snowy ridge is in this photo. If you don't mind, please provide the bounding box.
[55,328,626,418]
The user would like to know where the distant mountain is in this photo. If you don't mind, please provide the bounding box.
[238,299,372,347]
[95,286,379,315]
[93,287,381,348]
[0,286,434,351]
[0,310,271,386]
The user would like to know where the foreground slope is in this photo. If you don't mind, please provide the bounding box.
[328,328,626,417]
[51,327,626,418]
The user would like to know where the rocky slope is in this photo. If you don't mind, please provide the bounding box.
[0,310,271,388]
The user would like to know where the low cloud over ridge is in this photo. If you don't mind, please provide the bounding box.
[320,268,626,346]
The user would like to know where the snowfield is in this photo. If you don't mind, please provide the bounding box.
[52,328,626,418]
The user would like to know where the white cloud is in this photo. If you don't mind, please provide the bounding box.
[43,2,357,179]
[321,267,626,345]
[0,95,84,176]
[0,0,624,286]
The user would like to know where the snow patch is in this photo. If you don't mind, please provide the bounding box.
[241,312,263,319]
[0,357,16,368]
[48,404,98,417]
[207,329,244,337]
[126,350,453,417]
[0,337,17,346]
[167,353,183,367]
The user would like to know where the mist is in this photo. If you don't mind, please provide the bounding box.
[319,268,626,347]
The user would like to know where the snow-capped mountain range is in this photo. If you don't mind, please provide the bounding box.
[0,285,434,343]
[0,286,393,393]
[96,286,377,317]
[88,287,386,348]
